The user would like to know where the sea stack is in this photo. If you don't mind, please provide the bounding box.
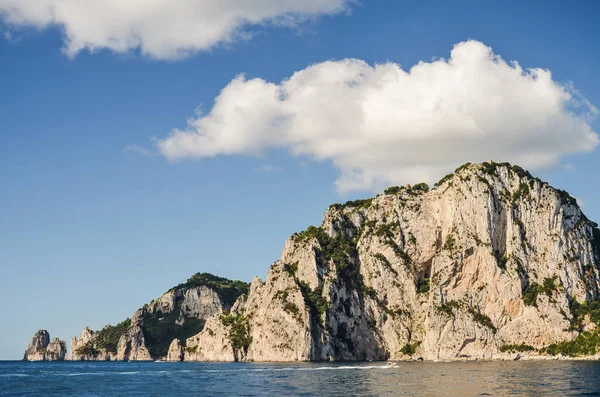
[23,330,67,361]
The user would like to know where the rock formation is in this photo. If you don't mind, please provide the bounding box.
[166,339,183,362]
[23,330,66,361]
[68,273,248,361]
[39,161,600,362]
[181,162,600,361]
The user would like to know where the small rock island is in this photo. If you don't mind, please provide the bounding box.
[23,330,67,361]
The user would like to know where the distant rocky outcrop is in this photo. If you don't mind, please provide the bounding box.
[23,330,66,361]
[68,273,249,361]
[34,161,600,362]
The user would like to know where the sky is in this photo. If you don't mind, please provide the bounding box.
[0,0,599,360]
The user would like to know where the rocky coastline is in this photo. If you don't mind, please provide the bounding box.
[26,162,600,363]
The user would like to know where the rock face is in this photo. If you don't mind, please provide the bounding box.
[181,162,600,361]
[68,273,249,361]
[166,339,183,362]
[116,321,153,361]
[42,162,600,362]
[23,330,66,361]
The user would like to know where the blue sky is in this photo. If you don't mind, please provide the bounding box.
[1,0,599,360]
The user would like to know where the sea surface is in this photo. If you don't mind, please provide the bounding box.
[2,360,600,396]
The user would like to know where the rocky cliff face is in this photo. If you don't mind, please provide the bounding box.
[68,273,248,361]
[42,162,600,362]
[23,330,66,361]
[181,162,600,362]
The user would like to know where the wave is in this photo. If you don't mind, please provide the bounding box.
[201,364,397,373]
[0,364,398,378]
[250,365,397,372]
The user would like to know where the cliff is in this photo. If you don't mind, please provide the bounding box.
[68,273,248,361]
[181,161,600,362]
[23,330,66,361]
[53,161,600,362]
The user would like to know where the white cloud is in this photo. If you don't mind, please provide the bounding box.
[0,0,350,59]
[157,40,599,192]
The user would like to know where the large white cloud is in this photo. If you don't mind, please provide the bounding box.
[157,40,599,192]
[0,0,350,59]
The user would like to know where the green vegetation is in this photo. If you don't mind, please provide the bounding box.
[522,283,539,306]
[171,273,249,308]
[283,262,298,275]
[374,253,397,275]
[295,225,329,244]
[296,224,359,281]
[455,162,472,174]
[75,343,99,356]
[299,281,329,316]
[556,189,578,206]
[141,302,206,359]
[343,198,373,209]
[408,233,417,246]
[540,299,600,357]
[467,307,497,333]
[481,162,497,175]
[221,312,252,353]
[373,222,411,263]
[184,345,198,354]
[75,319,131,356]
[401,341,421,355]
[359,281,378,299]
[569,300,600,331]
[94,319,131,353]
[543,331,600,357]
[411,183,429,193]
[493,251,509,271]
[437,300,461,317]
[437,300,496,332]
[499,344,535,353]
[383,182,428,195]
[510,165,533,180]
[522,276,558,307]
[443,235,456,251]
[275,289,302,321]
[416,277,430,294]
[435,173,454,187]
[374,222,397,240]
[329,199,374,211]
[137,272,249,359]
[384,186,404,195]
[511,183,530,204]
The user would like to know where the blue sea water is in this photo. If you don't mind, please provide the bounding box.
[2,360,600,396]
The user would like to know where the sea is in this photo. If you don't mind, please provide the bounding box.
[2,360,600,396]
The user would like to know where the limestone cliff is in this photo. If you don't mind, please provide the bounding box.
[23,330,66,361]
[41,161,600,362]
[182,162,600,361]
[68,273,248,361]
